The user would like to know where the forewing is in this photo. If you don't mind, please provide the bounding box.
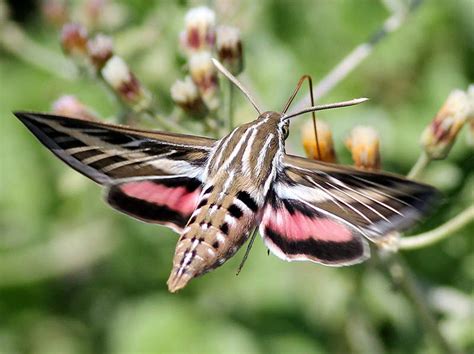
[15,112,217,231]
[259,154,439,265]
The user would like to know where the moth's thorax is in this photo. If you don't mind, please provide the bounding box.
[167,112,285,292]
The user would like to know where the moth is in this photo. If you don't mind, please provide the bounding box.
[14,59,438,292]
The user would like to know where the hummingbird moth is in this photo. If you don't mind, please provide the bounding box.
[14,59,438,292]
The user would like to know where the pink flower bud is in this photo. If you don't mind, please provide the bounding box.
[216,26,243,75]
[60,23,88,58]
[41,0,69,27]
[82,0,105,29]
[171,76,208,118]
[345,126,381,170]
[52,95,98,121]
[189,52,219,110]
[301,119,337,163]
[101,55,152,112]
[181,6,216,54]
[421,89,470,159]
[87,34,113,70]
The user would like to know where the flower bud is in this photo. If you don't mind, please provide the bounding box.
[420,89,470,160]
[189,52,219,110]
[171,76,208,118]
[41,0,69,27]
[180,6,216,54]
[216,26,243,75]
[87,34,113,70]
[301,119,337,163]
[467,85,474,146]
[60,23,88,59]
[52,95,98,121]
[101,55,152,112]
[345,126,381,170]
[83,0,105,28]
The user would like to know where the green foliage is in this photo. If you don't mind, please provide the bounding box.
[0,1,472,353]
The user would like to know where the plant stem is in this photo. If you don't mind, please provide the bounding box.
[226,80,235,131]
[400,206,474,250]
[0,22,77,80]
[407,152,431,179]
[144,110,194,135]
[382,255,460,354]
[292,0,422,112]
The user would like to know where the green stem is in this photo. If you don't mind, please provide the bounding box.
[226,80,235,132]
[382,255,460,354]
[145,110,194,135]
[0,22,77,80]
[400,206,474,250]
[407,152,431,179]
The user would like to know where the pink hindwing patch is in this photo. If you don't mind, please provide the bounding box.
[259,196,368,265]
[107,177,202,232]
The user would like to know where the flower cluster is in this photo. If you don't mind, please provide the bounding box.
[60,23,152,113]
[173,6,243,115]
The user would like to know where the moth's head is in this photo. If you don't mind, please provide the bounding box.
[256,111,290,140]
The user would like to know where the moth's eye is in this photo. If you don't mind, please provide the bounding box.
[282,123,290,139]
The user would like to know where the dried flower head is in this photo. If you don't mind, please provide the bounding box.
[181,6,216,54]
[87,34,114,70]
[345,125,381,170]
[189,52,219,110]
[171,76,208,118]
[101,55,152,112]
[420,89,470,160]
[61,23,88,58]
[216,26,243,75]
[52,95,98,121]
[301,119,337,163]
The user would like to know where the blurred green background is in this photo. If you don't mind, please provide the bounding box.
[0,1,473,353]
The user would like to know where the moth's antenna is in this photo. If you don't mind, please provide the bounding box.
[283,98,369,121]
[211,58,262,115]
[282,75,321,160]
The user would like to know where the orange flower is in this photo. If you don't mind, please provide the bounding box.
[301,119,337,163]
[345,126,381,170]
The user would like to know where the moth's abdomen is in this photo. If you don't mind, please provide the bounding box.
[167,186,260,292]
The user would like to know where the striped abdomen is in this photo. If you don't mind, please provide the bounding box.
[167,179,262,292]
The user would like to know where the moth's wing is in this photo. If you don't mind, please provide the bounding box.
[15,112,216,232]
[259,154,439,265]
